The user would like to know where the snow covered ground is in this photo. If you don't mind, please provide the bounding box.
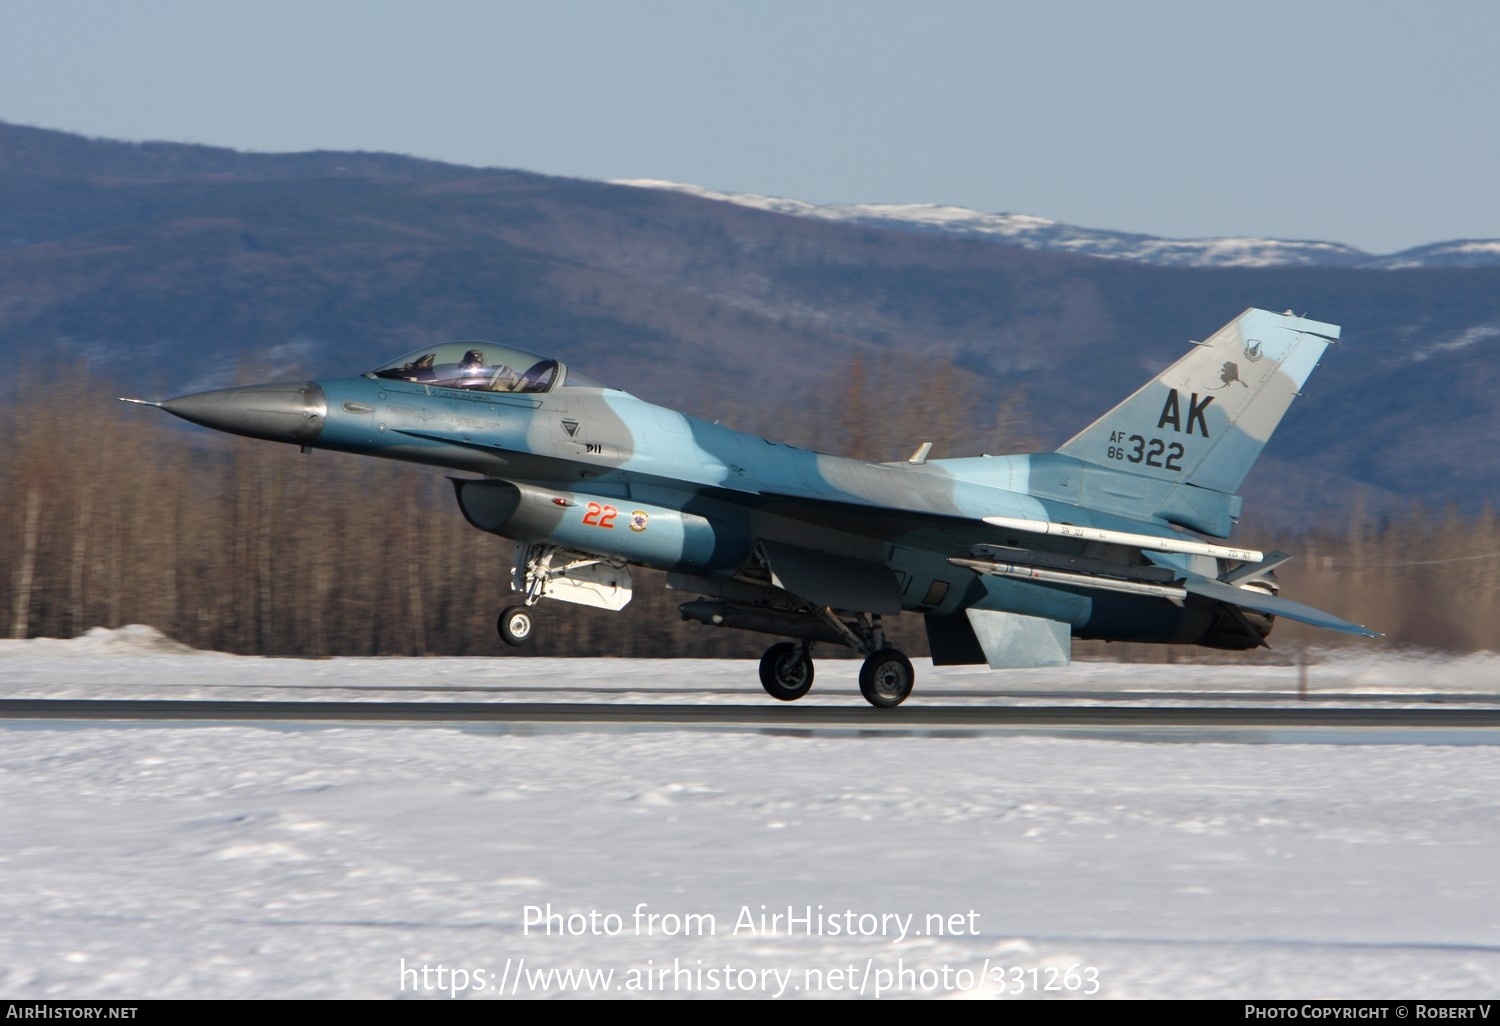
[3,628,1499,1000]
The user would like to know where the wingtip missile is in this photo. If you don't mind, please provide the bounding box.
[982,515,1264,563]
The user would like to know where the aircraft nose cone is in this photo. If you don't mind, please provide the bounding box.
[161,382,326,444]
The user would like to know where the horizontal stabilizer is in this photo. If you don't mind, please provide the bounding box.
[1185,578,1382,638]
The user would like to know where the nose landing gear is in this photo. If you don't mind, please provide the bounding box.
[497,605,535,647]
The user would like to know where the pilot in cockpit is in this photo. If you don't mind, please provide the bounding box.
[452,349,493,388]
[369,344,560,393]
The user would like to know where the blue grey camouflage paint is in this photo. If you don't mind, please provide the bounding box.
[144,309,1376,674]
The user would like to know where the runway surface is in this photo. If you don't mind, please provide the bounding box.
[5,698,1499,745]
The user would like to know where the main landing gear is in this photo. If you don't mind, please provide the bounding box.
[758,641,814,701]
[857,649,915,710]
[756,610,916,709]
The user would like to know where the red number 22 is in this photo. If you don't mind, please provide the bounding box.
[582,502,618,528]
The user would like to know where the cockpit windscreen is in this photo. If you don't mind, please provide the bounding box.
[367,343,560,394]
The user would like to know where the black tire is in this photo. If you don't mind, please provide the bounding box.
[497,605,534,647]
[758,642,814,701]
[858,649,914,709]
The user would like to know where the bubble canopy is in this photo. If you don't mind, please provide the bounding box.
[365,342,599,394]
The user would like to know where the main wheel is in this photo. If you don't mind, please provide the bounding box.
[858,649,914,709]
[759,641,815,701]
[497,605,534,647]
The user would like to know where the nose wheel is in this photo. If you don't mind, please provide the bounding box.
[497,605,535,647]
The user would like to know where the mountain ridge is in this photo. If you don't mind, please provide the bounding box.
[614,178,1500,270]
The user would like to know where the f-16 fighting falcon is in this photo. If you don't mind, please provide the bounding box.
[125,308,1379,708]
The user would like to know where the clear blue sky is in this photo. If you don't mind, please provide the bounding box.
[3,0,1495,253]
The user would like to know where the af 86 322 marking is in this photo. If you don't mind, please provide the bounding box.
[1106,432,1186,470]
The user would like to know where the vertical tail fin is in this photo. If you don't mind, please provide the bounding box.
[1057,308,1338,496]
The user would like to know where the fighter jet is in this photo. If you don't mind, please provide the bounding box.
[126,308,1378,707]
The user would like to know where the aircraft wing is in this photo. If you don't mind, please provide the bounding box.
[747,490,1382,639]
[402,433,1380,639]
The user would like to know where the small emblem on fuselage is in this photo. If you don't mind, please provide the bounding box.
[561,418,580,437]
[629,510,650,532]
[1244,339,1264,362]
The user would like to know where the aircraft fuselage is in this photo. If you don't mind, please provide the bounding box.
[140,312,1379,707]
